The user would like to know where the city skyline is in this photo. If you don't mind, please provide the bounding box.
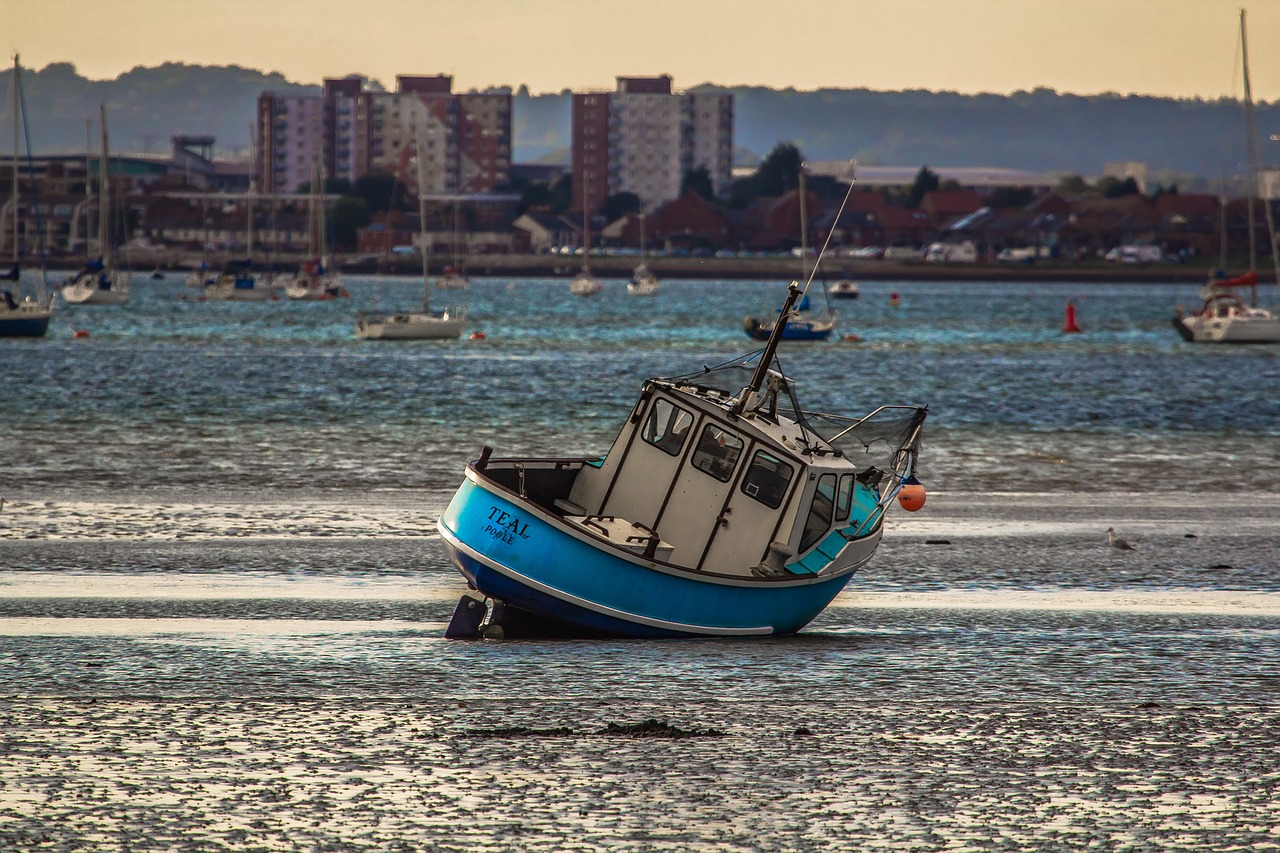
[6,0,1280,102]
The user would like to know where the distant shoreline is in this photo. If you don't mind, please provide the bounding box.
[30,251,1267,285]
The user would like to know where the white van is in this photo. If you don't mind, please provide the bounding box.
[925,241,978,264]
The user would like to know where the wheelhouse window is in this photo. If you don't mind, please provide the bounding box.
[640,398,693,457]
[800,473,837,552]
[836,474,854,522]
[741,450,794,509]
[690,425,743,482]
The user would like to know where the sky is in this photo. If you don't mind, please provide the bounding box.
[5,0,1280,101]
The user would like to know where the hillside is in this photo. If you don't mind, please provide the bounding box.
[4,62,1276,181]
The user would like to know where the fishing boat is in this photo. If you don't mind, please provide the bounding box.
[439,278,927,639]
[286,160,346,300]
[1172,9,1280,345]
[62,104,130,305]
[744,172,836,341]
[439,175,926,639]
[1,56,54,338]
[627,213,660,295]
[355,132,464,341]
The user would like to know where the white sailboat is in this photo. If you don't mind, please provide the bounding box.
[286,159,346,300]
[569,172,603,296]
[1,55,54,338]
[356,132,464,341]
[1173,9,1280,344]
[62,104,130,305]
[627,212,660,296]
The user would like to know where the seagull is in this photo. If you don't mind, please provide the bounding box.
[1106,526,1135,551]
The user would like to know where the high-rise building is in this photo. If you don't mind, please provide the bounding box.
[571,76,733,214]
[257,75,512,196]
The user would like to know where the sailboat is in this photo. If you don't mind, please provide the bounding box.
[204,184,273,301]
[627,212,660,295]
[1,55,54,338]
[744,171,837,341]
[62,104,130,305]
[286,159,346,300]
[1173,9,1280,344]
[438,178,927,639]
[185,190,216,289]
[437,198,470,290]
[569,172,603,296]
[356,132,464,340]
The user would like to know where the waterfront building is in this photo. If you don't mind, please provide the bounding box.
[257,76,512,196]
[571,76,733,214]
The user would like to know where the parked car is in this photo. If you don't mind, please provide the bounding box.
[996,247,1037,264]
[883,246,922,261]
[1105,245,1162,263]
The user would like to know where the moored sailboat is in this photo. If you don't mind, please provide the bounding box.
[744,170,836,341]
[627,213,660,296]
[286,160,346,300]
[1,55,54,338]
[1173,9,1280,345]
[356,131,464,340]
[62,104,130,305]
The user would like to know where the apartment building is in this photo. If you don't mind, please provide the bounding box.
[257,75,512,196]
[571,76,733,214]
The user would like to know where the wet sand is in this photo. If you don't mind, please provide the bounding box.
[2,490,1278,850]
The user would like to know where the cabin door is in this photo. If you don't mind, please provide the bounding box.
[699,446,798,573]
[652,422,746,567]
[596,395,695,528]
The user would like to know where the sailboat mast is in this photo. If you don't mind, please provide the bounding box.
[798,169,808,280]
[1238,9,1277,302]
[10,57,18,267]
[582,170,591,273]
[99,104,110,265]
[415,133,431,311]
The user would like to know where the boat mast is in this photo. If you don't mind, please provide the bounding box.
[582,170,591,274]
[98,103,110,267]
[415,131,431,311]
[10,56,18,268]
[734,281,803,415]
[1240,9,1280,297]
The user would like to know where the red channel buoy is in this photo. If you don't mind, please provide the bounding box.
[1063,301,1082,333]
[897,476,926,512]
[72,329,89,339]
[469,331,486,341]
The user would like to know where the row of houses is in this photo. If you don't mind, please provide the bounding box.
[1,149,1270,263]
[510,188,1270,262]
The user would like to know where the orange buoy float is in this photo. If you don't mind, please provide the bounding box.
[72,329,89,339]
[469,331,486,341]
[1062,301,1082,333]
[889,291,902,307]
[897,476,926,512]
[841,333,862,343]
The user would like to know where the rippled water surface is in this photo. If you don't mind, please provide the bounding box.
[2,275,1278,850]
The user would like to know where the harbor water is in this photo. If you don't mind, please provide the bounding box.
[2,275,1279,850]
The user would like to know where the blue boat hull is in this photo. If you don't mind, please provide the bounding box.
[438,473,856,638]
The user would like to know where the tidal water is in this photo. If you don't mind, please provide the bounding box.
[2,275,1278,850]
